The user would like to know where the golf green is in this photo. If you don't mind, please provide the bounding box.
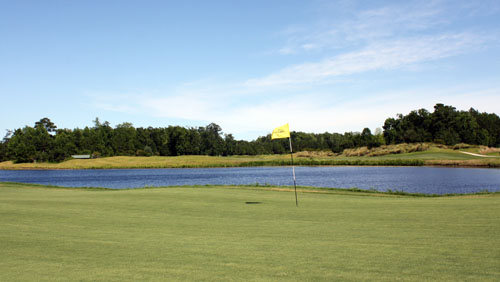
[1,183,499,281]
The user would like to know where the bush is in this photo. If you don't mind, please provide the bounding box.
[452,143,475,150]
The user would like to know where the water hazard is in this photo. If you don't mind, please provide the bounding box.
[1,166,500,195]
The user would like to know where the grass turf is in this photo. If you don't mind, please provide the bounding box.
[1,182,499,281]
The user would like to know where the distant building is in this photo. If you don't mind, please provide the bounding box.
[71,155,92,159]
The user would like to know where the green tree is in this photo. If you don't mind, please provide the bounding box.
[327,133,345,153]
[0,131,12,161]
[373,128,386,147]
[93,118,113,156]
[35,117,57,133]
[150,128,169,156]
[223,134,236,156]
[167,126,190,156]
[135,127,155,156]
[470,109,500,147]
[33,123,53,162]
[383,117,401,144]
[52,129,76,161]
[112,122,136,155]
[7,127,37,163]
[185,128,201,155]
[199,123,224,156]
[0,141,6,161]
[431,104,460,145]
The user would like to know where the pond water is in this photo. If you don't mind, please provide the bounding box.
[1,166,500,195]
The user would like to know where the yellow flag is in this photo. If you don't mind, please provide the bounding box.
[271,123,290,139]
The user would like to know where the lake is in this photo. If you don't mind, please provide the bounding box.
[1,166,500,194]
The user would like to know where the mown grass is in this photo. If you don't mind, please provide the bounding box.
[1,182,500,281]
[1,144,499,170]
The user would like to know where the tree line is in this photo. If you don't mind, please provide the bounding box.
[383,104,500,147]
[0,104,499,163]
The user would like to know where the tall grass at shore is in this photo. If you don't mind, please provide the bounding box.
[240,159,426,167]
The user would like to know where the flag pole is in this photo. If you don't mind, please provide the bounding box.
[271,123,297,207]
[289,137,298,207]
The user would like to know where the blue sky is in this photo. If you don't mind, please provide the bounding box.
[1,0,499,140]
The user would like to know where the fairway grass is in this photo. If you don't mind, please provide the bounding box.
[1,183,499,281]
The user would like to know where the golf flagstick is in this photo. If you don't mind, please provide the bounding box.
[289,137,298,207]
[271,123,298,207]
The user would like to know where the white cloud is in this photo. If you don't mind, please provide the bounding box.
[247,33,485,87]
[141,94,218,121]
[88,83,500,140]
[222,86,499,138]
[278,0,446,55]
[88,92,142,114]
[278,47,296,55]
[86,0,499,140]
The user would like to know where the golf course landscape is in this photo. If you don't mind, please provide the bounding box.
[3,0,500,280]
[1,182,499,281]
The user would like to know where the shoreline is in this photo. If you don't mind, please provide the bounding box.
[1,151,499,170]
[1,160,500,170]
[2,182,499,197]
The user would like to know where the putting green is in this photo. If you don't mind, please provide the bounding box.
[1,183,499,281]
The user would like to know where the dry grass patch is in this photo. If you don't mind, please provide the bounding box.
[479,146,500,155]
[452,143,477,150]
[342,143,431,157]
[295,151,336,158]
